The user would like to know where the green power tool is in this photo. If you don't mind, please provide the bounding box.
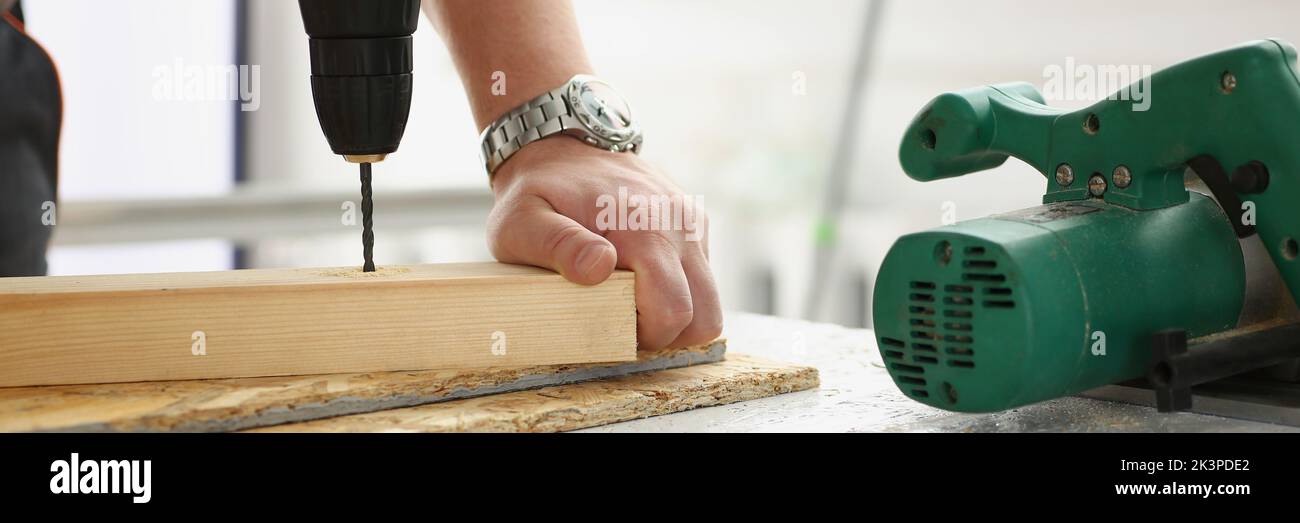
[873,40,1300,413]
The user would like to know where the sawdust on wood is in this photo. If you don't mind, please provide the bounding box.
[313,266,412,278]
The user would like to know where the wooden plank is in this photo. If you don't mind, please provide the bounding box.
[0,341,724,433]
[251,354,819,433]
[0,263,636,387]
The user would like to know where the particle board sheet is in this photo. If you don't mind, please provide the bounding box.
[250,353,819,433]
[0,341,726,433]
[0,262,636,387]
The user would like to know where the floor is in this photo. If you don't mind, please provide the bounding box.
[580,312,1300,432]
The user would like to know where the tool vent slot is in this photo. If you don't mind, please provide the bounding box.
[881,337,905,348]
[910,281,936,290]
[944,295,973,306]
[938,243,1010,370]
[897,375,926,386]
[891,363,925,374]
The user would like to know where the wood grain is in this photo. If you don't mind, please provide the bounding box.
[0,263,636,387]
[251,353,819,433]
[0,341,724,433]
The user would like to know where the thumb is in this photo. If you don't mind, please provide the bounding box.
[488,195,617,285]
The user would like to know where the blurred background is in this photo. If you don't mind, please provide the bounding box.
[21,0,1300,327]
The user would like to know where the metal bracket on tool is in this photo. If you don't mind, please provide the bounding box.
[1147,324,1300,412]
[1185,154,1259,239]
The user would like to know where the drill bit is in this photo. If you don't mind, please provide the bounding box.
[360,162,376,272]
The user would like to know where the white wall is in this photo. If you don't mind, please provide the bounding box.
[24,0,237,275]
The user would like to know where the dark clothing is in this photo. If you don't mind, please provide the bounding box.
[0,0,61,276]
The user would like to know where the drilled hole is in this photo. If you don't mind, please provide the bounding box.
[1083,113,1100,135]
[920,128,937,150]
[1283,237,1298,261]
[943,382,959,404]
[1220,71,1237,94]
[935,241,953,266]
[1150,362,1173,387]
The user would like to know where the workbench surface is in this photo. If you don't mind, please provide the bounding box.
[580,312,1300,433]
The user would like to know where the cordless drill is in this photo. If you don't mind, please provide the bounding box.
[298,0,419,271]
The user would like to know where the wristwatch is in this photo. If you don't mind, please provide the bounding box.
[479,74,643,175]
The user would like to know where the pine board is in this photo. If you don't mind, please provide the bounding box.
[0,262,636,387]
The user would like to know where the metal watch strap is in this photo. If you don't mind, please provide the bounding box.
[479,87,575,175]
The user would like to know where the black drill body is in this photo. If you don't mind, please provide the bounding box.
[298,0,419,271]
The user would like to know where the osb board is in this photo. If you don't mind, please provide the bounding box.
[0,262,635,386]
[251,353,819,433]
[0,341,725,433]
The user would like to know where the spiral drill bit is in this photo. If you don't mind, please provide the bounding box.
[360,162,376,272]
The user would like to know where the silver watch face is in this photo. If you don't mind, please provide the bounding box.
[567,76,638,145]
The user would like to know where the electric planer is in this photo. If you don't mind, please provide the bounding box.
[874,39,1300,414]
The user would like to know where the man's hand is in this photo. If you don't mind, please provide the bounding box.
[488,137,721,350]
[423,0,719,348]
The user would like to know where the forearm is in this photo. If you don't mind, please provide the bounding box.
[422,0,593,130]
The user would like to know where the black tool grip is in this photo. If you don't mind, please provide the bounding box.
[299,0,419,158]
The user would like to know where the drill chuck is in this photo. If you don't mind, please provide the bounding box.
[299,0,420,160]
[871,194,1245,412]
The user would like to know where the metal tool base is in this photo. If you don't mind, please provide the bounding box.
[1083,377,1300,428]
